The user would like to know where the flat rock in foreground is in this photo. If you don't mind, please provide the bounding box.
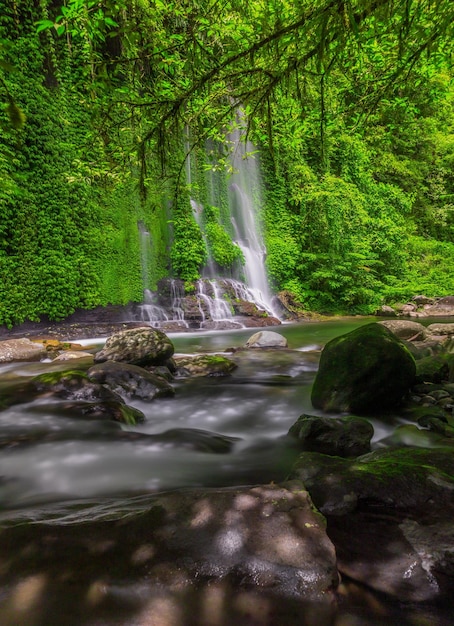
[0,483,338,625]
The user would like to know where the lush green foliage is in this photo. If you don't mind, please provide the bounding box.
[1,0,453,324]
[201,204,243,270]
[170,195,207,283]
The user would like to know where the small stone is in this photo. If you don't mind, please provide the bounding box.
[245,331,288,348]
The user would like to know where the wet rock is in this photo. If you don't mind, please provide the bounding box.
[94,327,174,366]
[379,320,429,341]
[36,399,145,424]
[427,323,454,336]
[30,370,122,402]
[245,331,288,348]
[51,351,94,362]
[311,323,416,413]
[0,482,339,611]
[88,361,174,401]
[288,414,373,457]
[238,315,281,328]
[150,428,240,453]
[23,370,145,425]
[412,295,436,306]
[174,354,237,377]
[375,304,398,316]
[289,447,454,601]
[0,338,47,362]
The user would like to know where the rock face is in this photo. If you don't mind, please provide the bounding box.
[0,483,339,625]
[288,414,373,457]
[245,330,288,348]
[289,447,454,602]
[311,323,416,413]
[94,327,174,366]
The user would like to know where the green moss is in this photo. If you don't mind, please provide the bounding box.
[31,370,89,386]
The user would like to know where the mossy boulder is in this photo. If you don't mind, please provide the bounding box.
[415,355,451,383]
[27,370,145,424]
[174,354,237,377]
[311,323,416,413]
[289,447,454,601]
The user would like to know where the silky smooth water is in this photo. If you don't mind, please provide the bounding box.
[0,318,401,511]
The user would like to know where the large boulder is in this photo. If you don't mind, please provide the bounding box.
[311,323,416,413]
[94,326,174,366]
[289,447,454,602]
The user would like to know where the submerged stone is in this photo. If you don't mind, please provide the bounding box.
[149,428,240,453]
[288,414,373,457]
[0,482,339,624]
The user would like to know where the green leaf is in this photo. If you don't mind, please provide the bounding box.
[35,20,55,33]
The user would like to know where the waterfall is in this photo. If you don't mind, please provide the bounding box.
[136,118,281,329]
[137,222,168,324]
[227,124,278,318]
[196,280,234,326]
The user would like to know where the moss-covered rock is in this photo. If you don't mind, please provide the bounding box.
[311,323,416,413]
[26,370,145,425]
[289,447,454,601]
[415,355,451,383]
[174,354,237,377]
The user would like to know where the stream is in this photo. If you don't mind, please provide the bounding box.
[0,318,380,510]
[0,318,453,626]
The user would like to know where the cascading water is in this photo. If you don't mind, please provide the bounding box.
[137,222,170,324]
[227,125,278,317]
[137,117,280,328]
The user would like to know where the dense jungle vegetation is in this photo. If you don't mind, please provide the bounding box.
[0,0,453,326]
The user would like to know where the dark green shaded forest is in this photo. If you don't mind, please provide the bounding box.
[1,0,453,326]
